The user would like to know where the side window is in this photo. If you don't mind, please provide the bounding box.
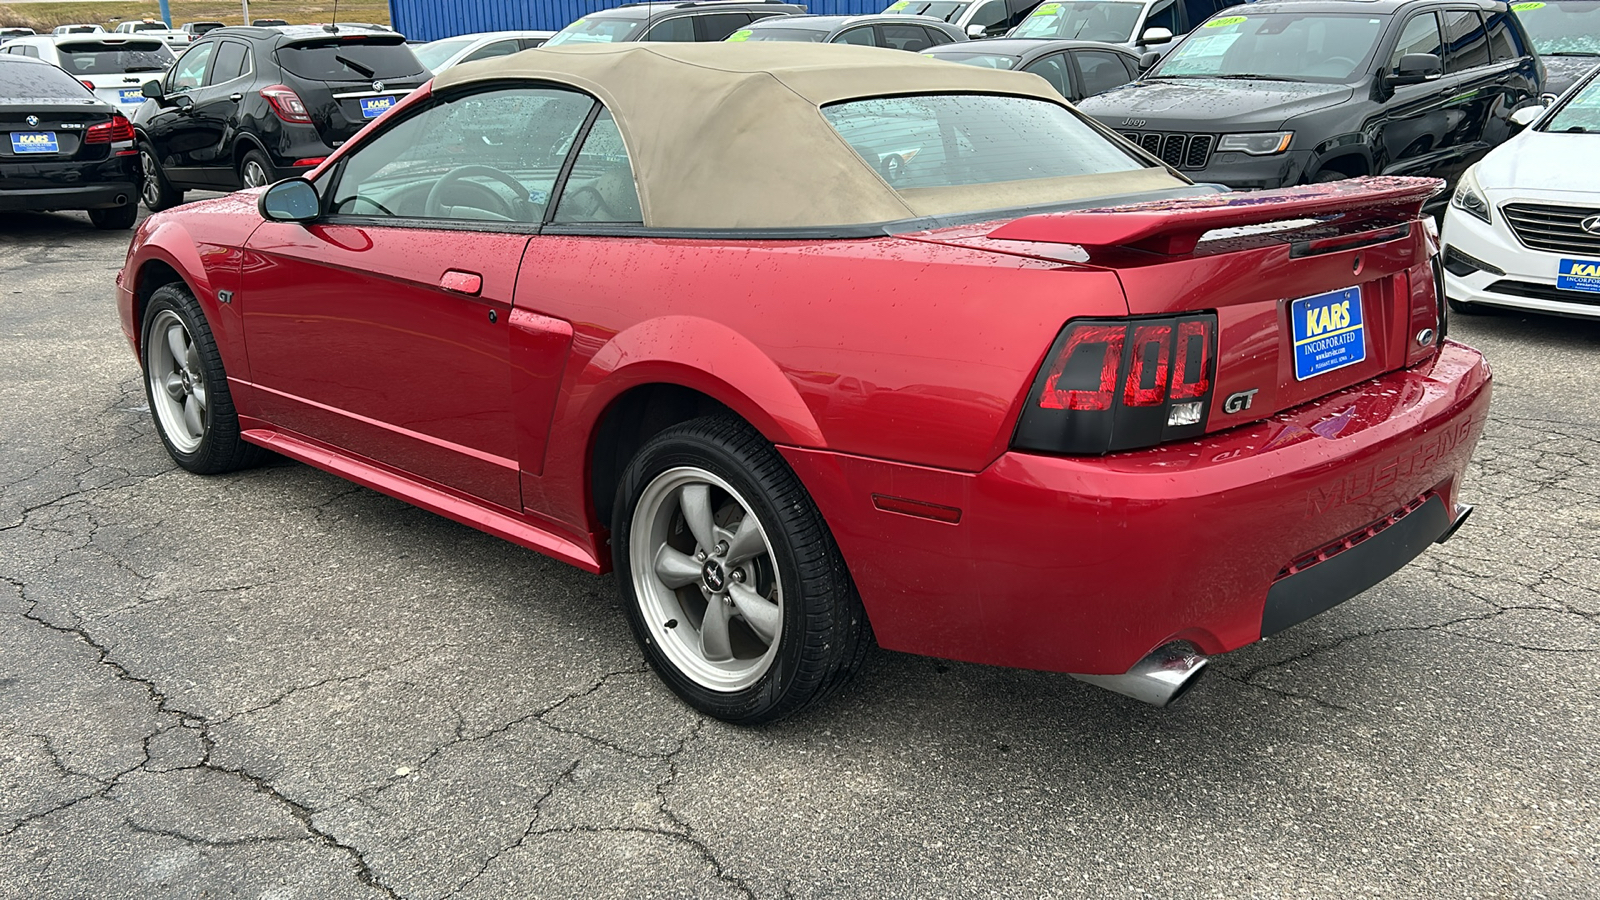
[1482,10,1518,61]
[207,40,248,85]
[644,16,697,41]
[832,26,876,45]
[1022,52,1072,97]
[969,0,1009,34]
[330,87,595,224]
[1075,49,1135,97]
[552,109,642,224]
[1388,12,1442,72]
[1440,8,1491,72]
[694,13,753,41]
[463,39,522,62]
[1141,0,1178,36]
[882,23,937,50]
[1180,0,1216,32]
[168,41,214,92]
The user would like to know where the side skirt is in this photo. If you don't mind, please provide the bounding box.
[240,425,603,574]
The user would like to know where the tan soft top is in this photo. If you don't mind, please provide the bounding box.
[435,42,1183,229]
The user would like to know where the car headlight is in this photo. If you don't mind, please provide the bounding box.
[1216,132,1293,155]
[1450,167,1491,225]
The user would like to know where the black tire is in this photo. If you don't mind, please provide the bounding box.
[1447,297,1487,315]
[238,149,277,190]
[138,142,184,212]
[140,283,268,474]
[613,416,872,724]
[1312,170,1351,183]
[88,201,138,230]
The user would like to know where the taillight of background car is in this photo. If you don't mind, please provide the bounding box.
[1013,314,1217,455]
[260,85,313,124]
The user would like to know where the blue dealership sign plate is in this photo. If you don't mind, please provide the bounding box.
[1556,259,1600,293]
[11,132,59,154]
[360,96,396,118]
[1290,286,1365,381]
[119,88,146,104]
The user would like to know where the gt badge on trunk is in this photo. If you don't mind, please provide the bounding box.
[1291,286,1364,381]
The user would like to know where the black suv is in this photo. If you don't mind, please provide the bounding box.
[543,0,807,45]
[132,25,428,210]
[1076,0,1543,189]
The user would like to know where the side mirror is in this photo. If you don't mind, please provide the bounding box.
[1138,50,1162,71]
[258,178,320,222]
[1387,52,1442,86]
[141,80,164,100]
[1140,26,1172,45]
[1508,105,1543,129]
[967,23,986,37]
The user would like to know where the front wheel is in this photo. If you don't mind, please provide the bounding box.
[141,284,267,474]
[613,417,871,724]
[88,201,137,230]
[1447,297,1487,315]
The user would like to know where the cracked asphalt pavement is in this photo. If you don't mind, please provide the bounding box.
[2,203,1598,900]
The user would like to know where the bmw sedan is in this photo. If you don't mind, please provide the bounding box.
[117,43,1487,722]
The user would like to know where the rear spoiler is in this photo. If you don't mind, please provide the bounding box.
[987,176,1446,256]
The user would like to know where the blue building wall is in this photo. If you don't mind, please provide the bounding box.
[390,0,886,41]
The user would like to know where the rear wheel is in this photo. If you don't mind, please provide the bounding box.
[138,144,184,212]
[88,201,137,230]
[239,149,276,190]
[613,416,871,724]
[141,283,267,474]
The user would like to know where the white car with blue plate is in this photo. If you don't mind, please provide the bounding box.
[1442,65,1600,320]
[0,35,174,110]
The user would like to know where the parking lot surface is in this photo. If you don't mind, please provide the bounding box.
[2,203,1597,899]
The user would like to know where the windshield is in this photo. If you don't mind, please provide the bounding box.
[276,39,425,80]
[1512,1,1600,55]
[1154,12,1384,83]
[729,27,828,41]
[414,37,474,69]
[884,0,971,21]
[545,14,647,46]
[925,51,1020,67]
[1012,2,1143,42]
[823,94,1144,191]
[57,41,174,74]
[1544,74,1600,131]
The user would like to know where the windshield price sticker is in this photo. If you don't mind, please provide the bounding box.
[1510,2,1544,10]
[11,132,59,154]
[1557,259,1600,294]
[727,29,753,41]
[1205,15,1248,27]
[1290,287,1365,381]
[119,88,145,104]
[360,96,396,119]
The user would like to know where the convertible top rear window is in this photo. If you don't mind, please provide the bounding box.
[822,93,1145,191]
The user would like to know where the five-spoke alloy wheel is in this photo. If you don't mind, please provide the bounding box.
[614,417,871,723]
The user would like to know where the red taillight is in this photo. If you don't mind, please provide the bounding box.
[85,114,135,144]
[80,79,96,90]
[291,157,326,167]
[1016,314,1218,456]
[260,84,312,124]
[1039,324,1124,411]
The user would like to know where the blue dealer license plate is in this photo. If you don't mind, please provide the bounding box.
[1290,286,1365,381]
[119,88,145,104]
[11,132,58,154]
[1556,259,1600,294]
[360,96,395,118]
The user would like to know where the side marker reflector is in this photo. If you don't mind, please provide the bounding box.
[871,494,962,525]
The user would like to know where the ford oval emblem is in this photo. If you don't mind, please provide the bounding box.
[26,115,39,127]
[372,80,385,93]
[1582,215,1600,235]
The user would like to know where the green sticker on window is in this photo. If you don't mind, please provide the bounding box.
[1034,3,1061,14]
[1205,15,1247,27]
[889,0,910,9]
[727,29,752,41]
[1511,2,1544,9]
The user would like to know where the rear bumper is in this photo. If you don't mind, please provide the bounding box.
[783,341,1491,675]
[0,181,137,211]
[0,156,140,210]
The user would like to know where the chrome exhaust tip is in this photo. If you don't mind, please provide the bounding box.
[1071,642,1209,708]
[115,194,129,206]
[1435,503,1473,544]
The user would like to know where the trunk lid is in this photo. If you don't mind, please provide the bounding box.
[911,177,1447,436]
[0,102,115,162]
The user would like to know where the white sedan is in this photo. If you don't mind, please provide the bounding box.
[1443,65,1600,320]
[412,30,554,74]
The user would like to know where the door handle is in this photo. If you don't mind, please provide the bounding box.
[230,93,243,101]
[440,270,482,296]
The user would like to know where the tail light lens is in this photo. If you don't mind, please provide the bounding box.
[1014,314,1218,456]
[80,79,97,91]
[260,85,312,124]
[84,114,135,144]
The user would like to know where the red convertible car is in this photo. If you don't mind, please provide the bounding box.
[116,43,1489,722]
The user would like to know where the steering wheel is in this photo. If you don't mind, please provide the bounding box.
[878,152,908,185]
[424,165,530,221]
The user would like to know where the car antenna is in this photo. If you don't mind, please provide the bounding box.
[324,0,340,32]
